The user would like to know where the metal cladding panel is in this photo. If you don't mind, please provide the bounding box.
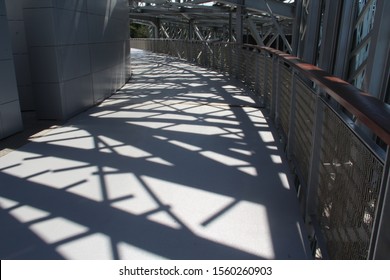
[53,0,87,11]
[17,85,34,111]
[13,54,32,86]
[0,9,23,139]
[0,60,19,104]
[0,0,6,15]
[5,1,34,112]
[108,0,128,20]
[22,0,129,120]
[29,46,60,83]
[23,8,56,47]
[86,0,108,16]
[57,44,91,81]
[62,74,93,118]
[87,0,127,19]
[8,21,28,54]
[54,9,89,45]
[87,14,128,43]
[4,0,24,20]
[23,0,55,8]
[0,16,12,59]
[89,42,123,73]
[0,100,23,138]
[92,67,115,103]
[33,82,63,119]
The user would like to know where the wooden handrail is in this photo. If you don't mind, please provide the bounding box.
[247,45,390,146]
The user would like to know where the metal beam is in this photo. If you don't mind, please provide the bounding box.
[317,0,342,73]
[301,0,322,64]
[235,4,244,44]
[333,0,356,79]
[264,0,292,53]
[291,0,302,56]
[246,17,265,46]
[217,0,295,19]
[193,24,206,41]
[365,0,390,100]
[129,14,161,27]
[160,24,171,38]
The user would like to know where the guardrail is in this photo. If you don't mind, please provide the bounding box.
[130,38,390,260]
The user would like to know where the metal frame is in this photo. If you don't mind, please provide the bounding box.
[132,37,390,259]
[129,0,390,260]
[129,0,295,51]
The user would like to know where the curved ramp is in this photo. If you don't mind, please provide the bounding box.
[0,49,310,260]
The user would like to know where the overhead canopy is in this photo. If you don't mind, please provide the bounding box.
[129,0,295,50]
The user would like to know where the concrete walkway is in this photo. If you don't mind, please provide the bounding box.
[0,49,310,260]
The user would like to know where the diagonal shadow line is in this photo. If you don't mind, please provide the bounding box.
[18,139,274,206]
[0,209,65,260]
[200,199,240,227]
[0,172,263,260]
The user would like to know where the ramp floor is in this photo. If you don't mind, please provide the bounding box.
[0,49,310,259]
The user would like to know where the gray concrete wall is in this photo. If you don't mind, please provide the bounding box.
[23,0,130,120]
[0,0,23,139]
[5,0,34,111]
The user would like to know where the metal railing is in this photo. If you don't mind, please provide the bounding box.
[130,38,390,260]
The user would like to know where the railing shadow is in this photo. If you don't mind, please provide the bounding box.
[0,49,310,260]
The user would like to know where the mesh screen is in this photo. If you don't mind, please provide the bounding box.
[258,54,265,99]
[293,78,316,184]
[224,44,232,74]
[242,50,256,91]
[279,63,292,136]
[265,57,273,109]
[318,104,384,259]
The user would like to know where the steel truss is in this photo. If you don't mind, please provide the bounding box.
[129,0,295,52]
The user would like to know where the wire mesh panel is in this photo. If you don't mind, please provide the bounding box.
[176,40,186,59]
[230,46,240,78]
[241,49,256,91]
[210,43,221,71]
[192,41,204,66]
[257,54,266,101]
[224,43,233,75]
[279,63,292,136]
[129,39,390,259]
[265,56,273,110]
[293,77,316,185]
[318,105,384,259]
[203,43,211,68]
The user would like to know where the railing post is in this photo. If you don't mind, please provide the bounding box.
[369,147,390,259]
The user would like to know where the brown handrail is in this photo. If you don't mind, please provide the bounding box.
[245,44,390,146]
